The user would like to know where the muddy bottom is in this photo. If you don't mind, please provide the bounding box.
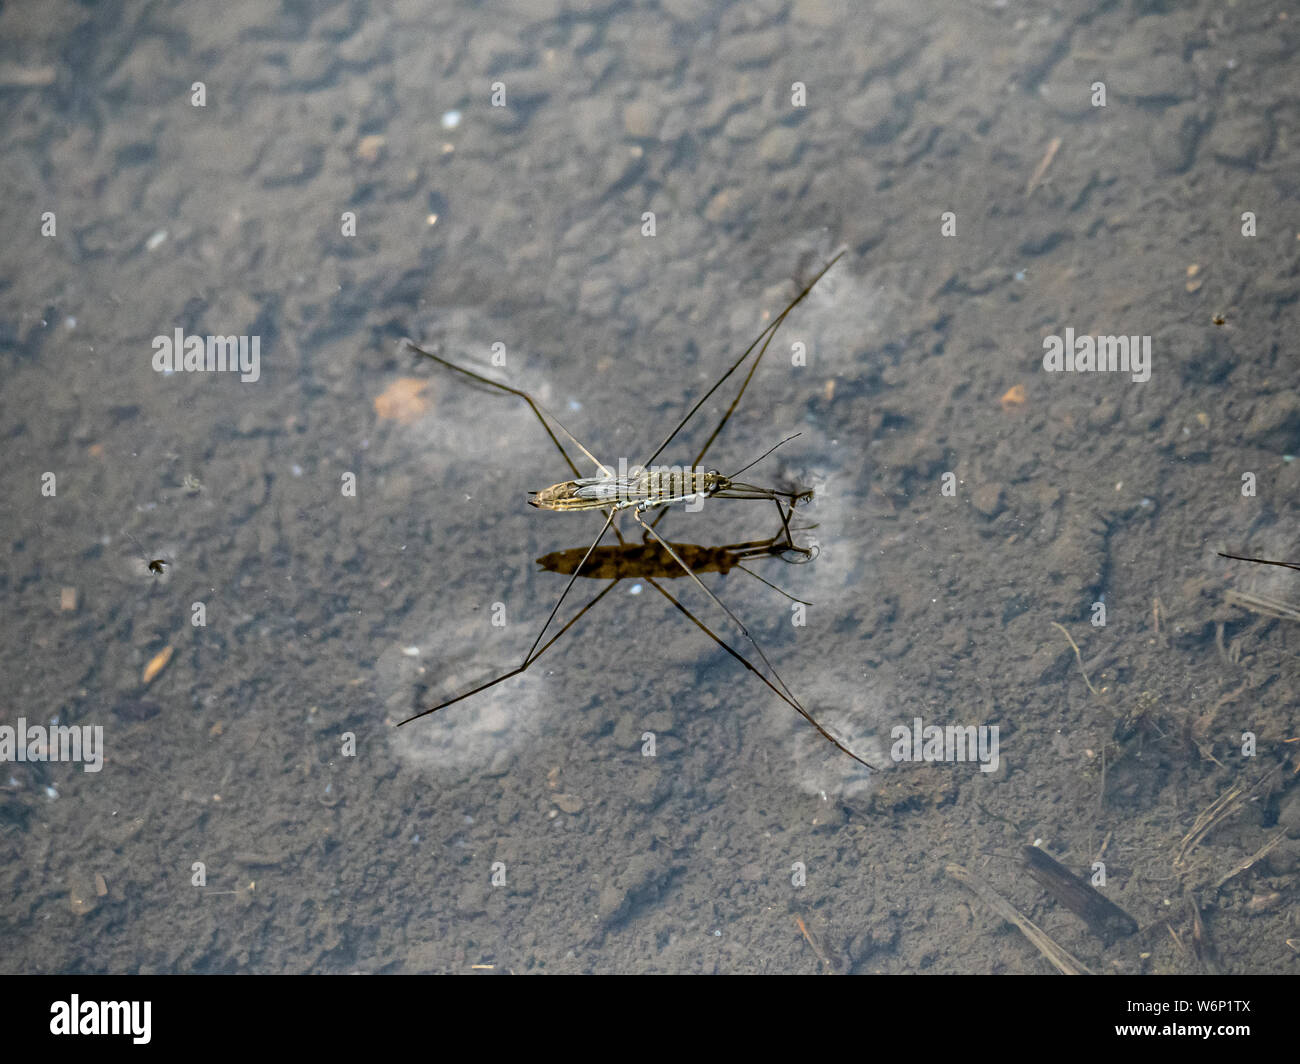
[0,0,1296,973]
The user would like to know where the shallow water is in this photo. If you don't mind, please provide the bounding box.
[1,0,1297,973]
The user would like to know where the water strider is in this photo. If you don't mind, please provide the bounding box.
[400,250,877,769]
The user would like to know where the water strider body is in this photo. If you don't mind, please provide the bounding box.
[399,250,877,769]
[533,469,734,511]
[530,465,808,514]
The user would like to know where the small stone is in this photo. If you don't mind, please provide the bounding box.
[660,0,706,20]
[1277,791,1300,836]
[792,0,850,28]
[355,135,386,164]
[973,483,1005,518]
[68,876,97,916]
[845,80,906,144]
[623,100,657,139]
[1246,892,1283,914]
[1245,392,1300,451]
[1110,52,1195,104]
[723,108,765,143]
[598,883,628,923]
[1207,106,1273,168]
[287,41,335,85]
[553,793,584,814]
[1149,104,1202,175]
[757,126,800,168]
[704,186,742,224]
[1266,837,1300,874]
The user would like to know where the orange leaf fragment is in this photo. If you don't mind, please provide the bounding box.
[142,645,174,686]
[374,378,432,425]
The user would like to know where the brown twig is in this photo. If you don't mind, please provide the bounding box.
[947,862,1092,975]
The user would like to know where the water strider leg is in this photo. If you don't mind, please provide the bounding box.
[643,577,877,770]
[633,506,796,702]
[523,509,618,662]
[769,494,801,552]
[400,341,636,719]
[640,251,845,471]
[768,493,817,557]
[399,575,620,726]
[402,338,610,477]
[732,563,812,606]
[643,251,845,530]
[405,508,618,725]
[633,504,873,770]
[701,489,810,555]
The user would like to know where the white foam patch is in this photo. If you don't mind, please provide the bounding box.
[379,613,556,770]
[767,659,891,801]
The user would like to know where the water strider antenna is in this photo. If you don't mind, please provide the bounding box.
[727,433,801,480]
